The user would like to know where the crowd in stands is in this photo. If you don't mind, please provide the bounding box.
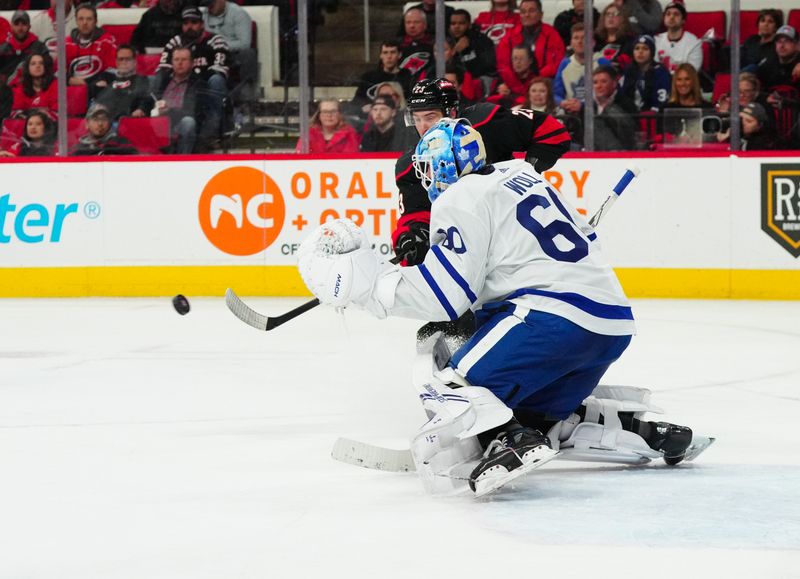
[2,0,800,156]
[324,0,799,154]
[0,0,258,156]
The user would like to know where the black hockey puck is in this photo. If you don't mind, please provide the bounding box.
[172,294,191,315]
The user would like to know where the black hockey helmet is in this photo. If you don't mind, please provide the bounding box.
[406,78,460,116]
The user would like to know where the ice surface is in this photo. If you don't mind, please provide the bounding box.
[1,297,799,578]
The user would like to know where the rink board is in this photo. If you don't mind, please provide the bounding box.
[0,153,798,298]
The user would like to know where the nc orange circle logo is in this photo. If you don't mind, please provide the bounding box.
[198,167,286,256]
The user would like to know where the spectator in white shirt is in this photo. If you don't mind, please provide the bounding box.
[654,1,702,74]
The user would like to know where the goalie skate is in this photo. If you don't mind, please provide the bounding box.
[469,428,558,498]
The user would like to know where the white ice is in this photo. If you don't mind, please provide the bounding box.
[1,297,799,578]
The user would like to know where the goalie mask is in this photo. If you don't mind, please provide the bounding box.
[412,118,487,203]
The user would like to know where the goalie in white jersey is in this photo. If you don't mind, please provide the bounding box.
[299,118,693,496]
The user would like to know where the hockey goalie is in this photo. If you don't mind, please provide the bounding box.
[298,119,712,498]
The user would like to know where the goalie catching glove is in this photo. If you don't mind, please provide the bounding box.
[297,219,401,318]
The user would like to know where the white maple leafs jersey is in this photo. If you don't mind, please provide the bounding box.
[388,159,635,336]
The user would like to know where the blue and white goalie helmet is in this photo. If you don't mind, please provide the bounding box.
[412,118,487,203]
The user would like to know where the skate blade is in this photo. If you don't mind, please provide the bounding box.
[473,447,559,499]
[683,435,715,462]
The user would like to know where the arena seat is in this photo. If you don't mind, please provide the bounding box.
[711,73,731,105]
[685,11,727,41]
[768,84,799,145]
[136,53,161,76]
[1,118,25,151]
[67,118,87,149]
[118,116,171,154]
[736,10,762,41]
[788,10,800,32]
[684,11,726,78]
[66,85,89,117]
[104,24,136,47]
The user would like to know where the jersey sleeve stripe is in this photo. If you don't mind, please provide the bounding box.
[396,162,414,179]
[431,245,478,304]
[470,104,500,128]
[506,288,634,320]
[419,263,459,321]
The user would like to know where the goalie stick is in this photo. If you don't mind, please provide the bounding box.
[225,255,403,332]
[225,166,641,331]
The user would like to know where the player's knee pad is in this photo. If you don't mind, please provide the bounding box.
[411,380,512,495]
[546,385,664,464]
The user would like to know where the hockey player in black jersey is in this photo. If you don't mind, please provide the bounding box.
[391,77,571,267]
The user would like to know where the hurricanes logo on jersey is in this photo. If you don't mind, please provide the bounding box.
[401,52,431,75]
[71,55,104,79]
[761,164,800,257]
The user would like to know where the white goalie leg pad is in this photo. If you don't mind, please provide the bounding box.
[546,385,665,464]
[411,380,512,495]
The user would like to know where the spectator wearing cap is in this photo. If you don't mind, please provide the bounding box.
[619,34,671,111]
[151,46,205,154]
[360,95,407,152]
[553,0,599,47]
[352,41,412,114]
[654,1,702,74]
[496,0,566,81]
[611,0,663,36]
[157,6,230,149]
[741,9,782,72]
[716,102,778,151]
[65,3,117,90]
[295,99,360,154]
[0,11,48,86]
[93,45,155,121]
[70,104,138,156]
[757,25,800,91]
[30,0,77,50]
[131,0,184,55]
[203,0,257,100]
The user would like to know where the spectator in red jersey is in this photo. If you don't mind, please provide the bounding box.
[65,3,117,90]
[594,2,635,72]
[496,0,565,80]
[489,44,538,107]
[0,11,47,86]
[514,76,558,115]
[296,99,360,154]
[0,109,56,157]
[10,52,57,119]
[475,0,520,46]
